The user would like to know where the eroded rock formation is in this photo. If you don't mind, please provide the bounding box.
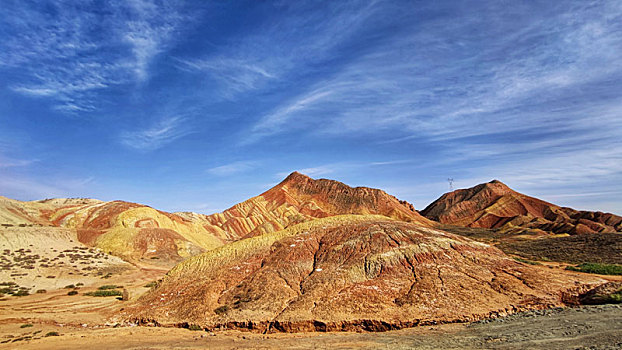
[125,215,600,332]
[0,172,430,264]
[197,171,431,240]
[421,180,622,234]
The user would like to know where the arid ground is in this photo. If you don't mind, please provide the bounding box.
[1,299,621,349]
[1,259,621,349]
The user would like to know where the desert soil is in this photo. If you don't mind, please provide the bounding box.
[1,304,620,349]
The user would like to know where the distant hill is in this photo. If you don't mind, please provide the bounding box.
[0,196,222,265]
[0,172,431,265]
[421,180,622,234]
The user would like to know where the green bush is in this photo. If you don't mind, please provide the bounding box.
[214,305,229,315]
[97,285,120,290]
[188,324,203,331]
[12,290,29,297]
[608,292,622,303]
[64,284,75,289]
[566,263,622,275]
[20,324,33,328]
[44,331,59,337]
[85,290,122,297]
[67,290,79,296]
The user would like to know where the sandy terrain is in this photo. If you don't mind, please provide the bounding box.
[0,227,135,293]
[0,305,620,349]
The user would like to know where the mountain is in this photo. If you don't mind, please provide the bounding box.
[0,196,102,227]
[0,172,431,264]
[124,215,599,332]
[197,171,432,240]
[0,196,223,265]
[421,180,622,234]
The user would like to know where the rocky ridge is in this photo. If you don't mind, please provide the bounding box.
[421,180,622,234]
[197,171,432,240]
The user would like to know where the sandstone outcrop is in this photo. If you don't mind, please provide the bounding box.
[421,180,621,234]
[125,215,600,332]
[579,282,622,305]
[197,171,432,241]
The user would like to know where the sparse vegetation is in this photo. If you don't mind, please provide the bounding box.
[566,263,622,275]
[36,289,47,293]
[144,281,158,288]
[0,282,31,296]
[608,292,622,303]
[98,285,121,290]
[214,305,229,315]
[233,293,252,308]
[12,289,29,297]
[188,324,203,331]
[500,234,622,265]
[85,290,122,297]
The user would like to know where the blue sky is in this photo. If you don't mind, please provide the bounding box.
[1,0,621,214]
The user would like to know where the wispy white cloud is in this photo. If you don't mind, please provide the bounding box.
[368,160,412,166]
[243,89,333,144]
[0,0,185,112]
[0,174,95,201]
[206,161,259,176]
[275,159,412,179]
[176,1,380,99]
[176,58,276,98]
[238,1,622,215]
[242,1,622,145]
[544,191,622,199]
[295,166,335,178]
[122,0,181,81]
[120,116,191,151]
[0,155,37,168]
[0,176,68,199]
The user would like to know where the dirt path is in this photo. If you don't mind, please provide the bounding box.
[2,305,620,349]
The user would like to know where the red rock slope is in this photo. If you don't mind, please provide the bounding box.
[1,172,431,264]
[192,171,433,240]
[125,215,600,332]
[421,180,622,234]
